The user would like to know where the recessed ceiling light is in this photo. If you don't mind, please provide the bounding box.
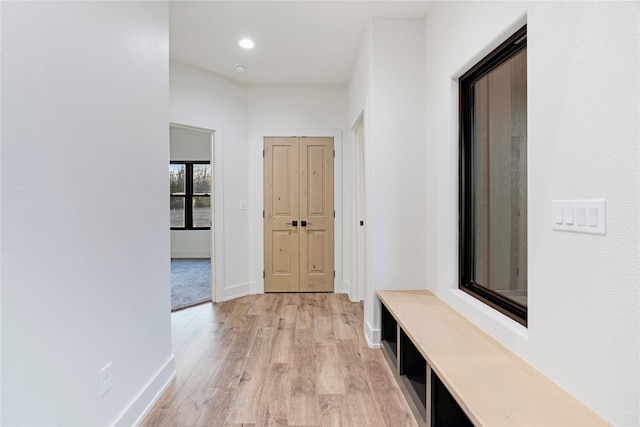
[234,64,247,73]
[238,38,255,49]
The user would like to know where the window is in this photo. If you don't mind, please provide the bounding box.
[170,161,211,230]
[459,25,527,325]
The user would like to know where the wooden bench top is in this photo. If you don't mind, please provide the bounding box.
[377,290,610,426]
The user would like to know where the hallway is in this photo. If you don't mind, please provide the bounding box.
[142,293,416,426]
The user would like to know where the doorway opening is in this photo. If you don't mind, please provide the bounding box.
[169,124,214,310]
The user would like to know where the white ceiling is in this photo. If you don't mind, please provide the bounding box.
[169,1,433,85]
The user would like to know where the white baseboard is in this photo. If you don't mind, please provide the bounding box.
[115,355,176,427]
[170,252,210,259]
[222,282,255,301]
[339,280,351,299]
[336,280,350,295]
[344,281,361,303]
[365,320,381,349]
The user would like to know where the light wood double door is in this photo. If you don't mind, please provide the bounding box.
[264,137,334,292]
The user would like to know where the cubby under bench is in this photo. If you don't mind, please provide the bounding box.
[377,290,610,427]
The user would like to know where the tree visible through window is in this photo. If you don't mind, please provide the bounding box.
[459,25,527,325]
[170,161,211,230]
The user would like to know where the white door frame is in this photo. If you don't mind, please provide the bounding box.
[353,113,366,303]
[169,122,225,304]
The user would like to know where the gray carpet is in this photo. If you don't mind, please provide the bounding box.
[171,259,211,311]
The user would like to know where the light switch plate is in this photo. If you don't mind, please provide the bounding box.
[552,200,605,235]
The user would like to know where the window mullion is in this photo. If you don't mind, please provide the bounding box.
[186,163,194,229]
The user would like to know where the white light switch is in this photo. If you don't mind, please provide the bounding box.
[563,207,574,225]
[240,200,246,210]
[588,208,599,227]
[576,207,586,226]
[552,200,605,235]
[554,207,563,224]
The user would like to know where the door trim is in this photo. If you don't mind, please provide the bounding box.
[170,122,224,303]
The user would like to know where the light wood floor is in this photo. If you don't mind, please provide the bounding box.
[141,293,417,427]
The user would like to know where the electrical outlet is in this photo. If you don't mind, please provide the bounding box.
[100,362,112,396]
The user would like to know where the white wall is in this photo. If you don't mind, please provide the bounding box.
[170,61,249,300]
[347,18,428,346]
[170,231,211,259]
[347,24,372,128]
[248,85,348,132]
[247,85,349,295]
[170,126,212,259]
[170,126,210,161]
[424,2,639,424]
[1,2,174,426]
